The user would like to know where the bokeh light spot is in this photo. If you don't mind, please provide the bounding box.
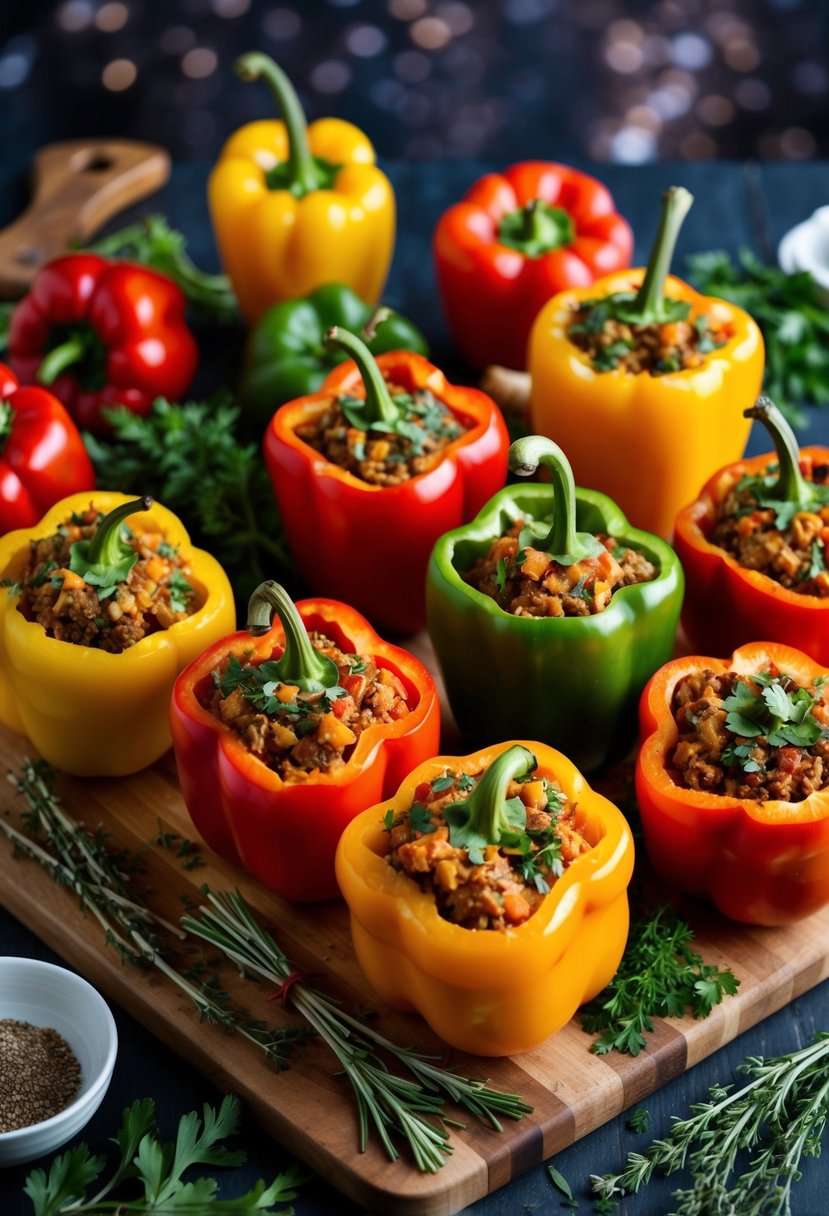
[311,60,353,93]
[102,58,137,91]
[181,48,218,78]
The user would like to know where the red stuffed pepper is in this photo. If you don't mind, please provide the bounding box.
[170,580,440,901]
[8,254,198,432]
[264,327,509,634]
[0,363,95,533]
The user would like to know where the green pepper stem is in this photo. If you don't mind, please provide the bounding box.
[744,396,812,508]
[86,497,152,565]
[509,435,605,563]
[325,326,400,426]
[462,745,537,844]
[631,186,694,324]
[235,52,318,196]
[0,400,13,451]
[37,336,87,386]
[247,580,339,692]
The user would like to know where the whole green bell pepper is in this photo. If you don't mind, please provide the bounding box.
[239,281,428,425]
[426,435,684,771]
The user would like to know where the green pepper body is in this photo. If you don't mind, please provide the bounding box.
[427,484,684,772]
[239,282,428,425]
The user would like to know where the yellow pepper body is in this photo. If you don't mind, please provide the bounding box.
[0,492,236,776]
[528,270,764,538]
[335,740,634,1057]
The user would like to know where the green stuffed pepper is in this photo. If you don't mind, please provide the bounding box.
[239,281,428,426]
[426,435,684,771]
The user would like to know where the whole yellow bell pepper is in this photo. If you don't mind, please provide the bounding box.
[208,52,395,324]
[528,187,764,538]
[0,492,235,776]
[335,740,634,1057]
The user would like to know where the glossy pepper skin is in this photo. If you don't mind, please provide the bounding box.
[528,188,764,537]
[0,363,95,534]
[637,642,829,926]
[675,398,829,665]
[239,282,427,428]
[8,254,198,434]
[170,583,440,902]
[0,492,235,776]
[209,54,395,324]
[336,739,634,1057]
[427,436,683,772]
[433,161,633,371]
[265,343,509,635]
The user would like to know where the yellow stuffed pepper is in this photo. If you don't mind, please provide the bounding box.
[528,187,764,538]
[209,52,395,324]
[336,740,634,1056]
[0,492,235,776]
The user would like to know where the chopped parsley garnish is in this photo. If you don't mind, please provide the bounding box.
[495,557,508,595]
[346,654,368,674]
[722,670,824,750]
[430,773,455,793]
[339,387,461,454]
[168,568,192,613]
[157,540,178,558]
[731,467,829,529]
[211,654,346,717]
[455,773,475,792]
[408,802,436,835]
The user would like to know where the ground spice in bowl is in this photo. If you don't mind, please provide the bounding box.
[0,1018,81,1132]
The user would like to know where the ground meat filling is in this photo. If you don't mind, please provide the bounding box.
[385,768,591,931]
[711,456,829,597]
[206,633,411,781]
[462,519,657,617]
[295,384,469,486]
[16,508,196,653]
[568,301,729,376]
[670,665,829,802]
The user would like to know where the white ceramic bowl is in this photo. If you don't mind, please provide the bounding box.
[0,957,118,1167]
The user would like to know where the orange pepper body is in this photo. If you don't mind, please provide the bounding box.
[637,643,829,926]
[336,740,634,1056]
[170,600,440,902]
[528,271,764,537]
[674,447,829,664]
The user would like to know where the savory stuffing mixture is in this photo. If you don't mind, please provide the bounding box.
[568,298,729,376]
[207,634,410,780]
[384,767,591,930]
[463,519,657,617]
[712,455,829,597]
[15,508,195,653]
[295,385,468,486]
[671,665,829,801]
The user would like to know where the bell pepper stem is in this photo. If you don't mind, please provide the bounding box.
[247,580,339,692]
[744,396,813,508]
[235,52,318,196]
[632,186,694,323]
[86,497,152,565]
[461,745,536,843]
[37,336,87,386]
[509,435,604,563]
[325,326,400,426]
[362,307,390,343]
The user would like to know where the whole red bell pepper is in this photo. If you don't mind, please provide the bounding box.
[8,254,198,432]
[264,328,509,634]
[170,580,440,901]
[0,362,95,534]
[433,161,633,371]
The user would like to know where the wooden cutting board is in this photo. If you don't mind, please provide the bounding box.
[2,715,829,1216]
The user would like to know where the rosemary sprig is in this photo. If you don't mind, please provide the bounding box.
[591,1032,829,1215]
[182,887,533,1173]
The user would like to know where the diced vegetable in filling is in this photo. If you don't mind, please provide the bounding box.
[206,633,410,780]
[670,664,829,801]
[568,299,729,375]
[384,767,591,930]
[712,455,829,596]
[463,519,656,616]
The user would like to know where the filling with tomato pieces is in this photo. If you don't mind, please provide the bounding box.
[384,767,591,931]
[14,507,195,652]
[206,633,410,780]
[568,299,729,376]
[712,456,829,597]
[463,519,656,616]
[670,665,829,801]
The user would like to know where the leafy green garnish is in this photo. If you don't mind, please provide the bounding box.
[495,557,508,594]
[626,1107,652,1134]
[168,568,193,613]
[430,773,455,793]
[722,671,823,749]
[408,802,436,835]
[445,794,526,866]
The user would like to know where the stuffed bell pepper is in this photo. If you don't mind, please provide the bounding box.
[0,492,235,775]
[336,740,634,1056]
[427,435,683,771]
[675,396,829,664]
[170,580,440,901]
[528,186,764,537]
[637,642,829,926]
[264,327,509,634]
[209,53,395,324]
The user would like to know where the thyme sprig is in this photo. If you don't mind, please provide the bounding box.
[182,887,533,1173]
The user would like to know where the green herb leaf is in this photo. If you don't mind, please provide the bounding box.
[430,773,456,793]
[547,1163,574,1201]
[168,568,193,613]
[495,556,508,594]
[408,802,436,835]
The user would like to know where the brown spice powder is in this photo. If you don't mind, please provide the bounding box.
[0,1018,81,1132]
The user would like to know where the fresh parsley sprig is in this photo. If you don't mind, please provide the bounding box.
[722,670,823,749]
